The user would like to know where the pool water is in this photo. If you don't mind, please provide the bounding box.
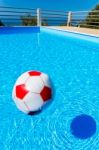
[0,27,99,150]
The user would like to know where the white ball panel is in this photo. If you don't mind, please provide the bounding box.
[26,76,44,93]
[13,98,29,114]
[40,73,51,87]
[15,72,29,85]
[24,92,44,112]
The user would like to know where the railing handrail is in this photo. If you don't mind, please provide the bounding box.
[0,6,99,28]
[72,10,99,13]
[0,6,36,11]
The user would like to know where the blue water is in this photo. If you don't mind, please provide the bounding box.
[0,27,99,150]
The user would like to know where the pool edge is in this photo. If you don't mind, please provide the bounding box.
[41,26,99,38]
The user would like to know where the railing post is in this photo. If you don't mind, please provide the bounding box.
[67,11,72,26]
[37,8,41,26]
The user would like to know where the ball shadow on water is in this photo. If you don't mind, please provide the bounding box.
[28,109,42,116]
[70,114,96,139]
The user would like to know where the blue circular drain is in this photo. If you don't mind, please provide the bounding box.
[70,114,96,139]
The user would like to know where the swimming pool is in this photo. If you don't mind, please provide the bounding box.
[0,27,99,150]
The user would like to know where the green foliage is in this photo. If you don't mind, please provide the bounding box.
[0,20,4,26]
[80,4,99,29]
[41,19,48,26]
[21,14,37,26]
[21,14,49,26]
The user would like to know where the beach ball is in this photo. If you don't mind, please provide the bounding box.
[12,71,52,114]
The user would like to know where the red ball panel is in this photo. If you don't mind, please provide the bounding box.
[28,71,41,76]
[40,86,51,102]
[16,84,29,100]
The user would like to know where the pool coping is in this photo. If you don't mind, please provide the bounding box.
[41,26,99,38]
[0,26,99,39]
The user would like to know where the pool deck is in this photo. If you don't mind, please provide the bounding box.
[48,26,99,37]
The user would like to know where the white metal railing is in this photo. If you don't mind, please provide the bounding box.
[0,6,99,29]
[71,10,99,28]
[41,9,68,26]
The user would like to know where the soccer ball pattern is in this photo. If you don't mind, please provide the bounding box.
[12,71,52,114]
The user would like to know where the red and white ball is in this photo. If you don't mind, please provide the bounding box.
[12,71,52,114]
